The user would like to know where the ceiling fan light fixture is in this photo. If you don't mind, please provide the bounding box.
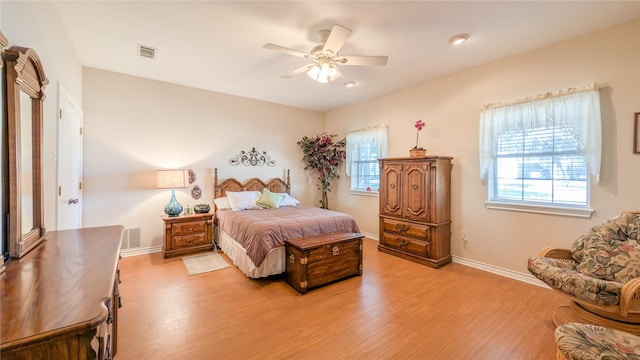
[307,63,341,83]
[449,33,469,46]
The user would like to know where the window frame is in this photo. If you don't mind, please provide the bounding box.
[479,87,600,218]
[486,144,593,218]
[346,125,389,197]
[348,142,381,196]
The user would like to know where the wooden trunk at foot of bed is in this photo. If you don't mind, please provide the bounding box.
[284,232,363,294]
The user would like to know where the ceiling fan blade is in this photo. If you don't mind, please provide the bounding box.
[263,43,308,58]
[339,55,388,66]
[281,64,314,79]
[322,25,351,54]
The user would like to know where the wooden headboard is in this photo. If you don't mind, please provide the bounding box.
[213,168,291,199]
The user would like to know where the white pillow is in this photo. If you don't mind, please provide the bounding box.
[214,196,231,210]
[226,191,261,211]
[277,193,300,207]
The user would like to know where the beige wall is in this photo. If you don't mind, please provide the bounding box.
[82,68,324,249]
[1,1,83,231]
[2,1,639,280]
[327,20,640,276]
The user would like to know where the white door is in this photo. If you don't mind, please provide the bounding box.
[57,84,83,230]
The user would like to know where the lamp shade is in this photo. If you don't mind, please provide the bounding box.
[157,170,188,189]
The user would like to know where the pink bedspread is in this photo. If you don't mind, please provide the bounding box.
[216,205,360,267]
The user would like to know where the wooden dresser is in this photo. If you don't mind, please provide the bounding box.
[378,157,452,268]
[1,226,124,359]
[162,212,214,258]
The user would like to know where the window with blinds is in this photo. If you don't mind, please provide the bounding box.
[490,125,588,206]
[349,142,380,192]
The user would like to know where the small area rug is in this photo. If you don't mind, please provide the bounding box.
[182,252,230,275]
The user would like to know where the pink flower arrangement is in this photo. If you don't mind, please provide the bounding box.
[413,120,426,150]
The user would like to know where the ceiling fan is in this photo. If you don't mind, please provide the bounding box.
[263,24,388,83]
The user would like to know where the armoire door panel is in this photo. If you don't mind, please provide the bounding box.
[380,163,403,217]
[402,163,430,222]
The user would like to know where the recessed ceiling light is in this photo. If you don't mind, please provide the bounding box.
[449,34,469,46]
[345,81,356,88]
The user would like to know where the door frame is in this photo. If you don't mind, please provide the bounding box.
[56,83,84,230]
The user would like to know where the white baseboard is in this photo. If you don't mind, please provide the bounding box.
[451,255,549,289]
[121,245,163,258]
[361,231,379,241]
[365,236,545,288]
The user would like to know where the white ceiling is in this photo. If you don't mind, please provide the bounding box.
[52,1,640,112]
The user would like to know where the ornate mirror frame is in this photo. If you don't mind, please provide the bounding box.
[6,46,48,258]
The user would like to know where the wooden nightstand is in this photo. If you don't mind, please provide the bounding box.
[162,212,214,258]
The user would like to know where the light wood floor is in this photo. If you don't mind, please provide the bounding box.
[116,238,566,359]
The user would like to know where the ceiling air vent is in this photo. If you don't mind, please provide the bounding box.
[138,44,156,59]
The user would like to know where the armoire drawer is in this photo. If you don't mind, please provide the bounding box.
[380,232,430,257]
[380,218,430,240]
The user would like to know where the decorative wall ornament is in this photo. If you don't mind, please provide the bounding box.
[187,169,196,184]
[191,185,202,200]
[229,147,276,167]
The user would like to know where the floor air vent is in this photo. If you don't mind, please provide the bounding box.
[122,227,141,249]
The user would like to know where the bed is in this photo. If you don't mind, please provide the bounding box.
[213,168,361,278]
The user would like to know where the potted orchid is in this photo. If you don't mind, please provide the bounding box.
[297,133,346,209]
[410,120,427,157]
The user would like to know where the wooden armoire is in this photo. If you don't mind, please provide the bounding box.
[378,156,453,268]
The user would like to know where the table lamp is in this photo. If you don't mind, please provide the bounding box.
[157,170,188,216]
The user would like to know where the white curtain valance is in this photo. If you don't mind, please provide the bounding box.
[479,87,602,183]
[346,124,389,177]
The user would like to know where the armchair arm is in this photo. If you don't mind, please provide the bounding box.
[619,277,640,316]
[538,247,572,259]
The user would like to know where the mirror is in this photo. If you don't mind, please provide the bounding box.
[0,31,7,270]
[6,46,48,258]
[19,91,34,234]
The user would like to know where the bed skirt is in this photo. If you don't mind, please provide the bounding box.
[217,228,285,278]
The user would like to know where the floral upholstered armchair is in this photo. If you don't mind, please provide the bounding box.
[528,211,640,335]
[555,323,640,360]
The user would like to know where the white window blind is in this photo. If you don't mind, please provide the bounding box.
[491,126,588,205]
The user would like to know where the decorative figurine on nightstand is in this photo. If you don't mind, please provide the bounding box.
[194,204,210,213]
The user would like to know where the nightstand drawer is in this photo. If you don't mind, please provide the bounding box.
[172,220,206,236]
[172,233,208,248]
